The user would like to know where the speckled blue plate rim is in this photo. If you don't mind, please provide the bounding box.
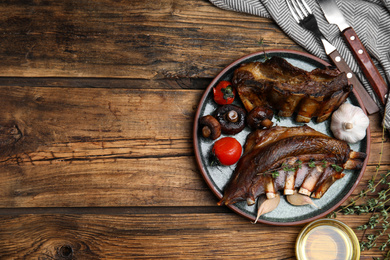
[193,49,371,226]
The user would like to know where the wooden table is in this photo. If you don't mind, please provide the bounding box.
[0,1,388,259]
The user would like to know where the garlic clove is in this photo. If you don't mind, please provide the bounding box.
[253,193,280,224]
[286,190,319,208]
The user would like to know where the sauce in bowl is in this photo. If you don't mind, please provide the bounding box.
[296,219,360,260]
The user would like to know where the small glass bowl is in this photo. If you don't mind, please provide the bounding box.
[295,218,360,260]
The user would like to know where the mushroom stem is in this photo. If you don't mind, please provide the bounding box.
[247,106,274,129]
[227,110,238,123]
[260,118,273,128]
[214,105,246,135]
[199,115,221,140]
[202,126,211,138]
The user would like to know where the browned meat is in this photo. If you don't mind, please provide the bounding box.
[218,125,366,206]
[232,56,352,124]
[311,168,345,199]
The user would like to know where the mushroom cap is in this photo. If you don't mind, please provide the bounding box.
[214,104,246,135]
[247,106,274,129]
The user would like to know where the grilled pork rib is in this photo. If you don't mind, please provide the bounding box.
[218,125,366,206]
[232,56,352,124]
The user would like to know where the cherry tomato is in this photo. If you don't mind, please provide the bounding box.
[212,137,242,166]
[213,81,236,105]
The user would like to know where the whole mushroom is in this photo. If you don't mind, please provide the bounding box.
[214,104,246,135]
[247,106,274,129]
[199,115,221,140]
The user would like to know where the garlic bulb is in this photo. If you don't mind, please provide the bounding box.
[330,103,369,143]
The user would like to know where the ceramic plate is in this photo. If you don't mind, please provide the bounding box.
[193,50,370,226]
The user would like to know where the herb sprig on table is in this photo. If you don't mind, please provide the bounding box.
[257,38,269,61]
[329,126,389,259]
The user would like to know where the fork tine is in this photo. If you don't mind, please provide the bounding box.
[290,0,304,21]
[298,0,312,15]
[287,0,314,23]
[286,0,301,23]
[295,0,308,17]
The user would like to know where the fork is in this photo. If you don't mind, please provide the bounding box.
[286,0,379,114]
[287,0,335,56]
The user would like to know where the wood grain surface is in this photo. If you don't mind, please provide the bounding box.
[0,0,388,259]
[0,0,298,78]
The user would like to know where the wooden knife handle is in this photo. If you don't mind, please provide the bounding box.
[329,49,379,114]
[343,28,388,105]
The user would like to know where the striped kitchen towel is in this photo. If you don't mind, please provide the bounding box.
[209,0,390,129]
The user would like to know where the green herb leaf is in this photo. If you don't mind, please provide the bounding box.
[331,164,343,172]
[308,160,316,168]
[296,160,302,169]
[283,166,296,172]
[321,160,328,168]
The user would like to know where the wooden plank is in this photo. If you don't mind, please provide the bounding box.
[0,86,215,207]
[0,86,388,207]
[0,77,212,90]
[0,86,200,159]
[0,213,383,259]
[0,0,300,78]
[0,161,384,208]
[0,157,219,207]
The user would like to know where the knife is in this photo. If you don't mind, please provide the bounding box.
[318,37,379,114]
[325,44,379,114]
[317,0,389,105]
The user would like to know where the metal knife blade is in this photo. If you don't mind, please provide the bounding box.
[319,38,379,114]
[316,0,349,31]
[317,0,389,105]
[327,48,379,114]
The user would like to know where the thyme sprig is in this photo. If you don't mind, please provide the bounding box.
[329,125,389,258]
[257,38,268,61]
